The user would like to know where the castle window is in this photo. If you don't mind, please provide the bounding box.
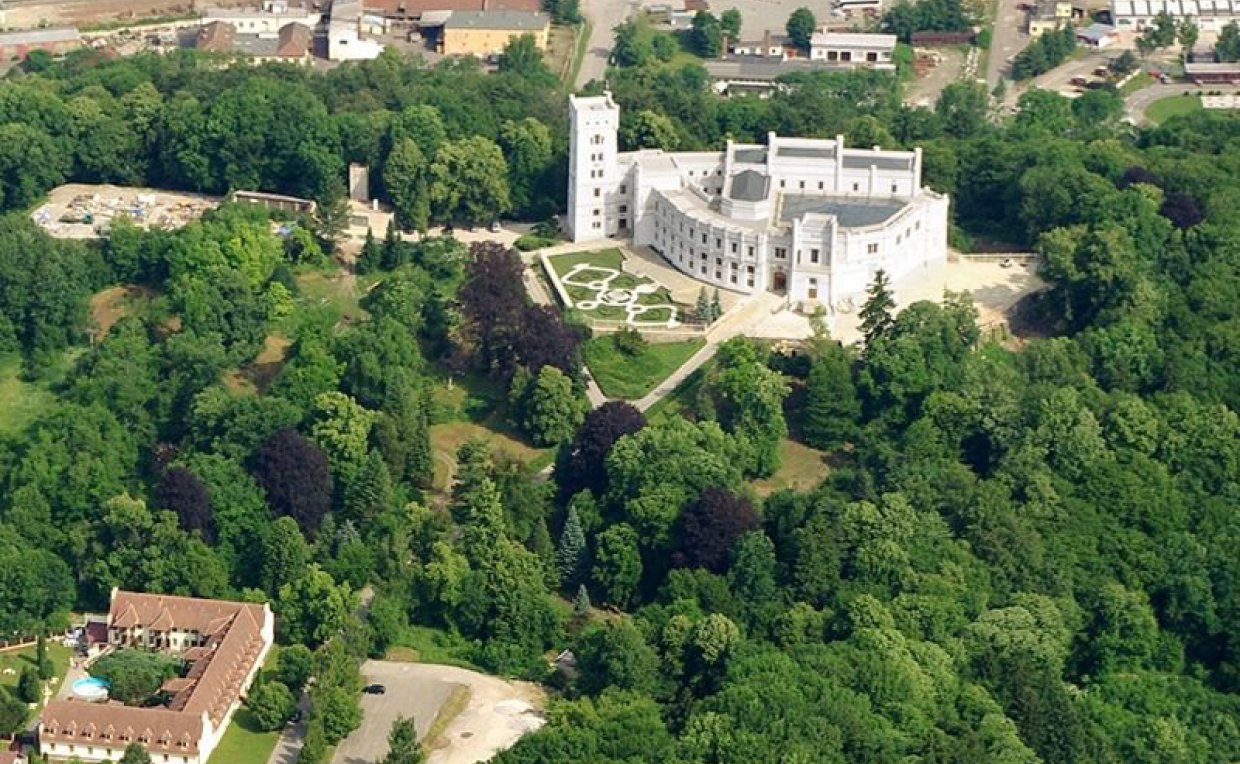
[891,183,898,193]
[594,189,601,197]
[915,220,921,230]
[716,238,722,249]
[852,182,860,192]
[715,257,722,266]
[774,247,787,259]
[731,242,738,253]
[867,242,879,254]
[715,270,722,279]
[799,181,805,190]
[810,248,819,264]
[701,233,707,244]
[779,180,785,189]
[620,185,627,194]
[818,181,824,190]
[748,246,754,257]
[593,209,600,216]
[620,205,628,213]
[808,278,819,300]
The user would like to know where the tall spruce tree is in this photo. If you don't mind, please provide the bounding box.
[696,287,710,322]
[357,228,381,274]
[556,505,588,588]
[859,269,895,348]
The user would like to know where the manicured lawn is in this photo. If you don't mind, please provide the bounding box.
[0,353,57,438]
[752,439,830,496]
[1146,94,1202,124]
[546,248,625,277]
[583,336,705,400]
[644,357,716,422]
[209,708,281,764]
[0,641,73,722]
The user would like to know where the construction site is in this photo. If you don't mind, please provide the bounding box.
[31,184,220,240]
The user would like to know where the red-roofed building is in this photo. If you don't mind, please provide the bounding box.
[39,589,274,764]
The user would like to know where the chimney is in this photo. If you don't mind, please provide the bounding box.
[762,29,771,56]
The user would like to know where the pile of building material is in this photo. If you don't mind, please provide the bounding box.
[31,184,220,240]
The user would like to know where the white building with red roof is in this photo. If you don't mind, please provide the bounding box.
[39,589,274,764]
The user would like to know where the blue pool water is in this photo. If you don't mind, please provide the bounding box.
[72,676,109,699]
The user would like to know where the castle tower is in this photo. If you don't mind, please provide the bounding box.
[568,92,620,243]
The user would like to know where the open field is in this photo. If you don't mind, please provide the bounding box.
[208,708,281,764]
[0,353,57,438]
[1146,94,1203,124]
[752,439,830,496]
[32,184,218,240]
[583,336,705,399]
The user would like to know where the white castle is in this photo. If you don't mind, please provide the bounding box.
[567,92,950,310]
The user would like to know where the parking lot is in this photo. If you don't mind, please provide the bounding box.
[330,661,545,764]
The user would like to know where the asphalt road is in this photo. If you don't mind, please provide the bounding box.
[1125,82,1240,123]
[987,0,1031,87]
[576,0,639,88]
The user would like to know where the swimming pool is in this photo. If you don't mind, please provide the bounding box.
[72,676,109,701]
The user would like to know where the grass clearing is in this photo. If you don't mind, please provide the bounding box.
[1146,94,1202,124]
[425,685,473,751]
[430,422,552,492]
[208,707,281,764]
[89,284,157,339]
[752,439,830,496]
[0,353,57,438]
[584,336,705,399]
[295,269,367,323]
[389,626,482,671]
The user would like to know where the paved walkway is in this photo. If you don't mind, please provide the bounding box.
[576,0,638,88]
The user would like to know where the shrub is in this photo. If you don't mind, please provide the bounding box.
[514,234,556,251]
[612,327,648,357]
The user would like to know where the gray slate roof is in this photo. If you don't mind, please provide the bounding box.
[729,170,770,202]
[778,146,836,159]
[733,148,768,164]
[841,154,912,171]
[780,196,906,227]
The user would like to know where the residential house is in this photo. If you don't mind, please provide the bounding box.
[1028,0,1074,35]
[199,1,320,34]
[330,0,387,60]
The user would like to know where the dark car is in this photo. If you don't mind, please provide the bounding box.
[363,684,387,695]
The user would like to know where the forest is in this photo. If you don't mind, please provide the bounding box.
[0,37,1238,764]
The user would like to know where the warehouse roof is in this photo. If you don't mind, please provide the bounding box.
[443,9,549,29]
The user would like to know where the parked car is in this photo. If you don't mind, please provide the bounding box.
[1093,66,1110,77]
[1070,76,1089,87]
[363,684,387,695]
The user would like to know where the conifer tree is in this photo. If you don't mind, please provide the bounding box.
[555,505,588,587]
[802,341,860,450]
[573,584,592,617]
[357,228,382,274]
[710,288,723,321]
[859,269,895,348]
[696,287,710,322]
